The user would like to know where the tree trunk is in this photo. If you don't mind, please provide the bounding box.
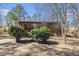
[63,31,66,43]
[16,38,20,43]
[77,22,79,38]
[61,22,66,43]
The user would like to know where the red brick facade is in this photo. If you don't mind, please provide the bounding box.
[18,21,62,36]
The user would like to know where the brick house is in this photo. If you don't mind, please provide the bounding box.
[18,20,62,36]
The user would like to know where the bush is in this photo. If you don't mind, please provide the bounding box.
[39,27,51,41]
[8,26,27,42]
[27,32,32,38]
[30,27,51,42]
[29,28,40,41]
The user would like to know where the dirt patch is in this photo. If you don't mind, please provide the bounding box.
[0,37,79,56]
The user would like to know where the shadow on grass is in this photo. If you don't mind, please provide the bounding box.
[17,40,35,44]
[0,42,16,46]
[18,40,59,45]
[38,41,59,45]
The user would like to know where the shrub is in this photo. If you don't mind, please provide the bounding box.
[30,27,51,42]
[27,32,32,38]
[29,28,40,41]
[39,27,51,41]
[8,26,27,42]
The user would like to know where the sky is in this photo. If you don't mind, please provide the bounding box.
[0,3,35,16]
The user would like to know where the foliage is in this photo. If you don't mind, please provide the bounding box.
[13,4,27,20]
[27,32,32,38]
[8,25,27,42]
[30,28,40,41]
[39,27,51,41]
[30,27,51,42]
[7,4,27,26]
[7,11,18,26]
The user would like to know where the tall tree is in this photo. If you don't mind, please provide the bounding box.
[70,4,79,38]
[7,10,18,26]
[32,13,38,21]
[25,15,31,21]
[34,4,44,21]
[57,4,70,43]
[13,4,27,21]
[7,4,27,26]
[44,3,70,43]
[0,5,4,27]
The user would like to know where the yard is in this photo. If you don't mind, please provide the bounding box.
[1,3,79,56]
[0,34,79,56]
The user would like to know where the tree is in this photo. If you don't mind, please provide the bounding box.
[32,13,38,21]
[0,13,2,26]
[25,15,31,21]
[44,4,69,43]
[13,4,27,20]
[0,5,4,27]
[70,4,79,38]
[7,4,27,26]
[57,4,70,43]
[34,4,48,26]
[34,4,44,21]
[7,11,18,26]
